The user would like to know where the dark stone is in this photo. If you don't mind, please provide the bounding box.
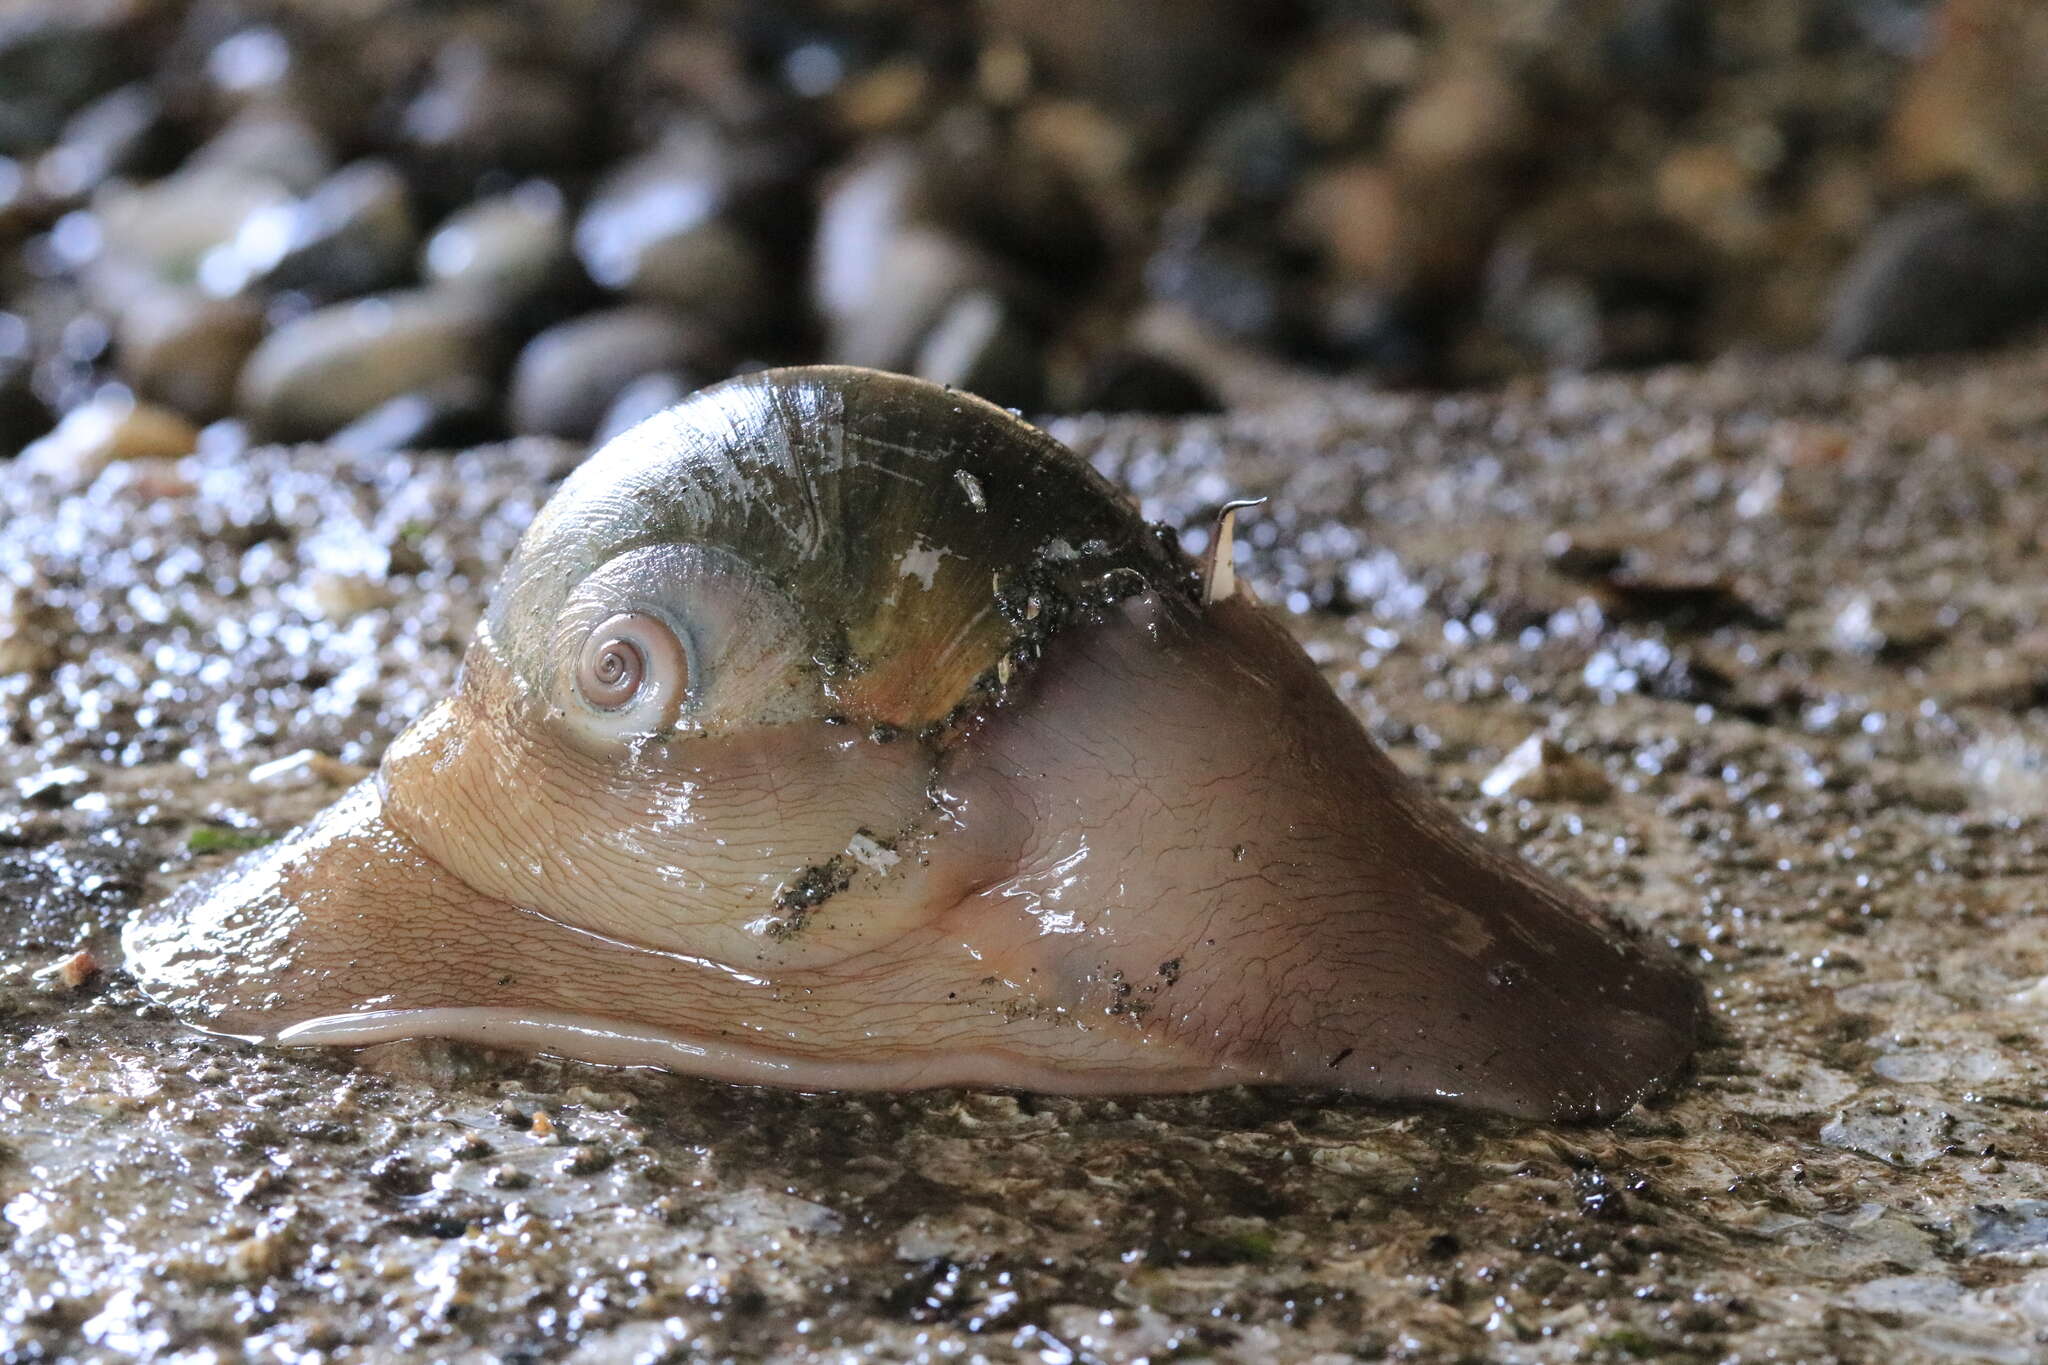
[508,307,720,440]
[36,84,174,201]
[977,0,1294,134]
[218,160,417,301]
[0,311,50,454]
[1144,233,1291,346]
[0,3,131,156]
[330,377,499,455]
[401,41,586,194]
[1074,350,1220,416]
[1825,196,2048,359]
[574,128,776,338]
[912,288,1045,413]
[1604,0,1715,108]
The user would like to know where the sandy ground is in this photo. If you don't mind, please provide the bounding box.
[6,345,2048,1362]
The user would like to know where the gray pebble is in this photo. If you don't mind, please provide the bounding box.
[912,287,1043,413]
[1825,195,2048,359]
[237,290,488,440]
[574,132,768,335]
[185,104,334,195]
[508,306,716,440]
[824,225,995,372]
[402,41,582,176]
[115,287,265,423]
[421,180,570,312]
[207,159,416,300]
[0,2,126,155]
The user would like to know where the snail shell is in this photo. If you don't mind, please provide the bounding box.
[125,366,1701,1120]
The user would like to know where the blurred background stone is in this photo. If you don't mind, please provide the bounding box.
[0,0,2037,460]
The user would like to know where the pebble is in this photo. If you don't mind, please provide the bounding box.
[18,388,199,484]
[594,371,695,446]
[1888,0,2048,200]
[36,83,167,201]
[825,225,996,371]
[237,290,488,440]
[508,307,717,440]
[574,132,769,336]
[0,0,127,156]
[978,0,1269,132]
[115,288,266,422]
[421,180,571,312]
[912,288,1044,412]
[1385,57,1532,177]
[206,159,416,300]
[1824,195,2048,358]
[247,749,371,791]
[812,145,926,328]
[89,166,294,309]
[184,103,334,195]
[328,377,497,455]
[1073,350,1219,415]
[402,41,583,181]
[1479,734,1614,803]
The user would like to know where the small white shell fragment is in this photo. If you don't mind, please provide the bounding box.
[845,830,900,876]
[1480,734,1613,802]
[35,947,99,990]
[1202,498,1266,606]
[247,748,370,791]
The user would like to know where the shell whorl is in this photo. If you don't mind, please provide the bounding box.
[486,366,1190,729]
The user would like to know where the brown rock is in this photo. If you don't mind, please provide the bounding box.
[1890,0,2048,201]
[116,288,265,422]
[1386,57,1534,178]
[19,389,198,484]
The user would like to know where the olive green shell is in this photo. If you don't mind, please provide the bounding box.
[486,366,1191,728]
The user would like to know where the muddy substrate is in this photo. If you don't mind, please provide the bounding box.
[7,346,2048,1362]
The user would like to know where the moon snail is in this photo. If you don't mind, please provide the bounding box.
[125,366,1702,1121]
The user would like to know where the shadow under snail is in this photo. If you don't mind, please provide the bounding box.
[125,366,1702,1121]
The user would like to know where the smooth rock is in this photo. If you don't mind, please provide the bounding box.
[919,105,1104,278]
[402,42,583,180]
[976,0,1273,132]
[594,371,695,447]
[1480,734,1614,803]
[0,0,130,155]
[826,225,998,372]
[36,83,168,201]
[185,103,334,194]
[115,287,265,422]
[508,307,717,440]
[812,145,926,326]
[912,288,1044,413]
[329,377,498,456]
[18,389,198,484]
[205,26,295,107]
[205,159,415,299]
[89,167,293,308]
[1825,195,2048,358]
[1073,349,1219,415]
[421,180,571,311]
[237,291,487,440]
[1386,57,1534,177]
[574,133,769,335]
